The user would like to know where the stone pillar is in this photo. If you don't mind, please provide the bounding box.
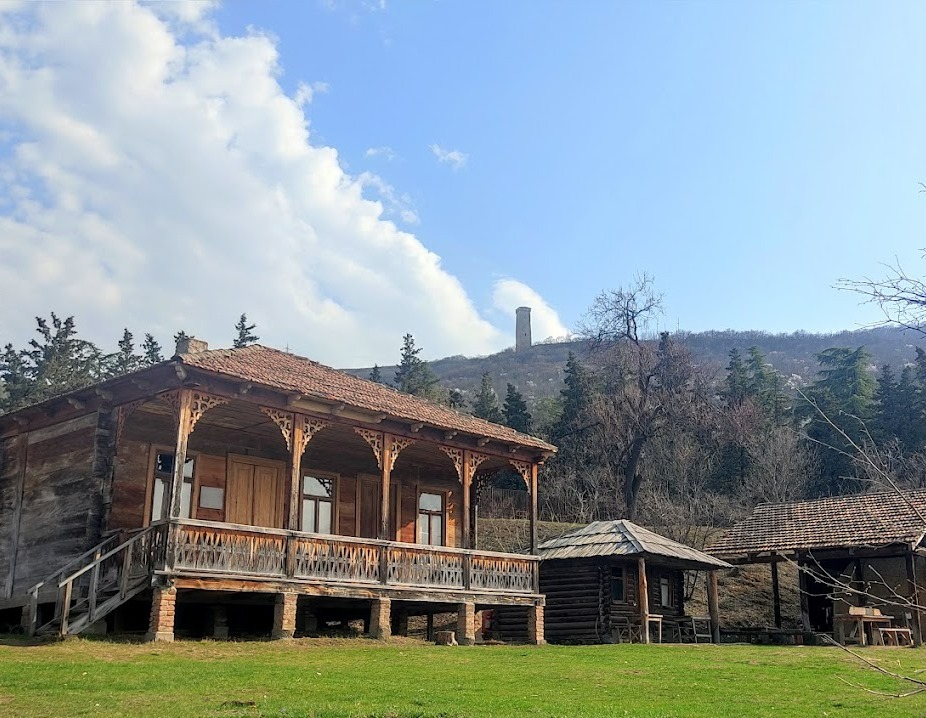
[146,585,177,642]
[527,603,545,645]
[369,598,391,640]
[212,606,229,640]
[272,592,298,639]
[457,602,476,645]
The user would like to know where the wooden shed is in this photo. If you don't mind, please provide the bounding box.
[708,490,926,646]
[495,520,729,644]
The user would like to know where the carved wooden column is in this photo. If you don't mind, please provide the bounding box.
[288,417,303,531]
[638,556,650,644]
[461,451,472,549]
[707,570,721,644]
[530,463,539,555]
[380,434,392,541]
[167,389,193,521]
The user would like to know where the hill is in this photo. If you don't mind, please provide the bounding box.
[347,326,926,406]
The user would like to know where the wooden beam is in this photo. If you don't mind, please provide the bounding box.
[4,436,27,600]
[707,570,720,643]
[638,556,650,644]
[797,562,812,632]
[905,547,923,647]
[288,415,304,531]
[771,561,782,629]
[462,451,472,549]
[380,434,392,540]
[167,389,193,524]
[529,463,539,555]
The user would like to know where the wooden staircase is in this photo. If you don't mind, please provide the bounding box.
[25,523,168,637]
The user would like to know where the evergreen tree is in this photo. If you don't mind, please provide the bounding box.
[233,314,259,348]
[369,364,383,383]
[110,328,141,376]
[393,334,440,399]
[503,383,532,434]
[471,372,503,423]
[723,348,749,406]
[447,388,465,409]
[801,346,876,495]
[745,346,789,422]
[0,343,33,413]
[142,333,164,366]
[556,352,591,435]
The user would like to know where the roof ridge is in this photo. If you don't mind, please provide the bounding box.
[618,520,647,554]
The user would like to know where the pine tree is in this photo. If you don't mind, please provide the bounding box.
[745,346,789,422]
[503,383,532,433]
[233,314,259,348]
[393,334,440,399]
[110,328,141,376]
[369,364,383,383]
[142,333,164,366]
[0,343,33,413]
[723,348,749,406]
[556,351,590,434]
[471,372,503,423]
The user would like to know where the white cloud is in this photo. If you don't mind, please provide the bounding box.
[357,171,419,225]
[492,279,571,344]
[365,145,396,161]
[429,144,467,171]
[294,80,329,108]
[0,2,514,366]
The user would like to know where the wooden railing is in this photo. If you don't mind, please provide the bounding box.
[171,519,538,595]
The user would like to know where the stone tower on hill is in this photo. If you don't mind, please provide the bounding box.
[515,306,532,352]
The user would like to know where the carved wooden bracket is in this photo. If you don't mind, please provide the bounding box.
[354,428,384,468]
[300,416,330,454]
[260,407,294,450]
[469,452,491,483]
[160,390,183,420]
[510,460,532,490]
[439,446,464,481]
[114,399,147,447]
[388,437,415,472]
[189,392,229,431]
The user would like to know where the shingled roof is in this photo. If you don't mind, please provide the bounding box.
[707,490,926,559]
[539,520,730,570]
[178,345,556,452]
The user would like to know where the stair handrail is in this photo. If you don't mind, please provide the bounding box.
[55,522,167,636]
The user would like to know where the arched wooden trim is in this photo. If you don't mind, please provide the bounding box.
[439,446,464,481]
[114,398,147,447]
[388,437,415,472]
[159,390,229,432]
[260,407,294,450]
[354,428,384,469]
[510,460,532,490]
[300,416,330,454]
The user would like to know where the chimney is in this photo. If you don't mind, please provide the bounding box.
[175,336,208,356]
[515,306,532,352]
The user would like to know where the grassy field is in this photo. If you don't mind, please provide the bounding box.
[1,637,926,718]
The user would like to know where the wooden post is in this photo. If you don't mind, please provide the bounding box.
[59,581,73,638]
[707,570,720,644]
[426,611,434,641]
[380,434,392,541]
[638,556,649,644]
[288,415,304,531]
[167,389,193,521]
[88,548,102,624]
[797,560,812,632]
[529,463,539,555]
[905,546,923,647]
[770,561,782,629]
[462,451,472,549]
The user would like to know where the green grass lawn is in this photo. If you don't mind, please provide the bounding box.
[1,637,925,718]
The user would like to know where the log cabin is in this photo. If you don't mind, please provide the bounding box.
[493,520,728,644]
[0,339,554,643]
[708,491,926,646]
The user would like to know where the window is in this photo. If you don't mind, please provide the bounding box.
[611,569,626,602]
[417,492,444,546]
[660,576,673,608]
[150,451,194,521]
[302,475,334,534]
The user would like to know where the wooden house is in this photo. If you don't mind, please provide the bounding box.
[494,520,728,644]
[0,339,554,643]
[708,491,926,646]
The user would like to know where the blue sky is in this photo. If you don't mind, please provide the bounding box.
[1,1,925,364]
[216,0,926,334]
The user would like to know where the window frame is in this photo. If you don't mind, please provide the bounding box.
[145,445,197,525]
[300,470,339,535]
[611,567,627,603]
[659,575,674,608]
[416,489,446,547]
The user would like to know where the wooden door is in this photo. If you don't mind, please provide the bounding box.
[358,476,380,539]
[226,456,285,528]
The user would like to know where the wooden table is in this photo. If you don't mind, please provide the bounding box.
[834,614,893,646]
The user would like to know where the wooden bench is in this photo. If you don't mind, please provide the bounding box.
[877,627,913,647]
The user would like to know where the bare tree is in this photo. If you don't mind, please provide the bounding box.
[838,252,926,336]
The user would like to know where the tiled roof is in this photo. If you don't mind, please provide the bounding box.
[178,345,556,452]
[539,520,730,569]
[707,490,926,558]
